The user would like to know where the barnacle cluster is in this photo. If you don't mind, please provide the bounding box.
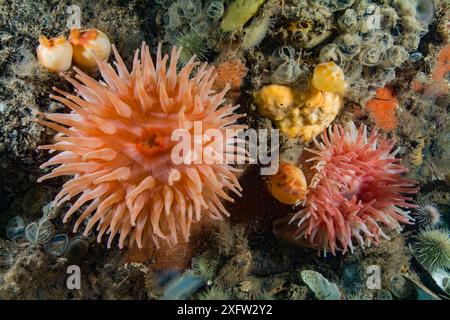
[37,43,246,249]
[253,0,437,147]
[217,0,274,52]
[259,0,437,102]
[414,43,450,100]
[316,0,435,101]
[220,0,265,33]
[5,0,450,301]
[36,36,73,73]
[37,28,111,73]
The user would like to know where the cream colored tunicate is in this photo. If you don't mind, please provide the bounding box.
[69,28,111,72]
[36,35,73,73]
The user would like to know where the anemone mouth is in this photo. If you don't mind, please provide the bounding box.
[136,128,172,156]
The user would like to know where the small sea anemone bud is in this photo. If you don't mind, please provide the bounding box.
[291,122,418,255]
[267,162,307,205]
[69,28,111,71]
[412,229,450,272]
[37,43,246,249]
[36,35,73,73]
[414,201,442,228]
[311,61,347,93]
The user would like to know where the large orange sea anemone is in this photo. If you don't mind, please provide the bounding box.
[291,122,418,256]
[38,43,246,249]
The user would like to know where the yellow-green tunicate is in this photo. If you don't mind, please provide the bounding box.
[220,0,265,33]
[242,15,270,50]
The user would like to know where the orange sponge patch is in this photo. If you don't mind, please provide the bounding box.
[432,43,450,82]
[366,87,398,131]
[212,59,248,91]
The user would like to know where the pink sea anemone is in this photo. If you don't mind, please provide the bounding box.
[38,43,246,249]
[291,122,418,255]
